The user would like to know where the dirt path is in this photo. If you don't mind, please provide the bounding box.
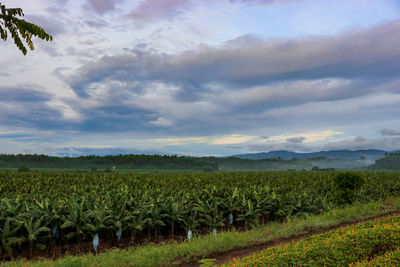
[179,211,400,266]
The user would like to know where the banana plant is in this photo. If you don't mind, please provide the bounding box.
[165,200,186,239]
[84,203,112,251]
[222,187,241,226]
[60,197,92,241]
[237,199,262,230]
[0,217,24,259]
[195,197,225,234]
[144,201,167,241]
[20,213,50,259]
[108,201,131,242]
[182,209,199,240]
[252,187,279,224]
[126,210,146,244]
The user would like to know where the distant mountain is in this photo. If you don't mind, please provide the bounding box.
[232,149,387,161]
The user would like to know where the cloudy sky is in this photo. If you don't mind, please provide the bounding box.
[1,0,400,156]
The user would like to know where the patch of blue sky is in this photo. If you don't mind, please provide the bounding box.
[232,0,400,39]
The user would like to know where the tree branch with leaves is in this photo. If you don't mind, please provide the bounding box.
[0,2,53,55]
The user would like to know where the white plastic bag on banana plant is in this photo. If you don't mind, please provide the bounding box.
[116,227,122,241]
[229,213,234,225]
[187,229,193,240]
[93,234,99,251]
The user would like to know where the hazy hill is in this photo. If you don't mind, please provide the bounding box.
[369,153,400,170]
[233,149,387,161]
[0,150,393,172]
[216,157,371,171]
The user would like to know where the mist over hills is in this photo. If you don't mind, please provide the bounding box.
[0,150,398,171]
[232,149,387,161]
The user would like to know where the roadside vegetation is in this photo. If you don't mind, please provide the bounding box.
[222,214,400,266]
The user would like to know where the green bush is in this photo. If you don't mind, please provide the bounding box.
[17,165,30,172]
[333,172,365,204]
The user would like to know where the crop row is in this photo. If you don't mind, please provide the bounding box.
[222,215,400,266]
[1,171,400,260]
[353,247,400,266]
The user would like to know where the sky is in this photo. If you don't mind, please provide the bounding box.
[0,0,400,156]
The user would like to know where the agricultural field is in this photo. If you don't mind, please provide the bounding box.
[222,215,400,266]
[1,170,400,264]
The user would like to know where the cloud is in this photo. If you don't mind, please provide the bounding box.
[380,128,400,136]
[248,141,307,152]
[287,136,305,143]
[210,134,255,145]
[129,0,194,21]
[85,19,109,28]
[321,136,400,151]
[248,136,400,152]
[264,131,342,143]
[85,0,122,15]
[25,15,67,36]
[247,131,341,152]
[59,20,400,136]
[128,0,304,21]
[71,20,400,96]
[149,117,174,127]
[0,86,63,130]
[231,0,303,5]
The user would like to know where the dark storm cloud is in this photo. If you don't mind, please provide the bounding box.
[70,20,400,97]
[380,128,400,136]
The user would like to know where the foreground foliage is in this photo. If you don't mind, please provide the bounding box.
[4,197,400,267]
[0,2,52,54]
[0,171,400,260]
[223,215,400,266]
[353,247,400,266]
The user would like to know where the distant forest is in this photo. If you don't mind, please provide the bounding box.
[369,153,400,170]
[0,153,399,172]
[0,154,218,172]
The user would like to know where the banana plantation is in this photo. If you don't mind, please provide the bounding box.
[1,171,400,260]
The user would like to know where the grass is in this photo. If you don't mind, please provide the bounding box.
[4,197,400,267]
[222,214,400,266]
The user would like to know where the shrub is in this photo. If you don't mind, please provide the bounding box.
[17,165,30,172]
[333,172,365,204]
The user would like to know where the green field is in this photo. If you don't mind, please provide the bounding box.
[1,170,400,264]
